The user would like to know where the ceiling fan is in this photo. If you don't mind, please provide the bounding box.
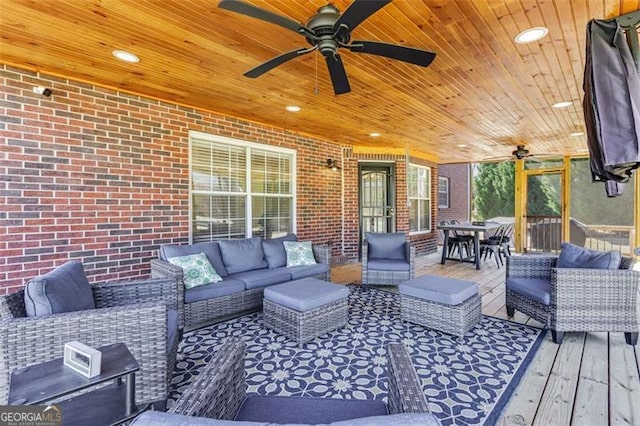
[484,145,560,163]
[218,0,437,95]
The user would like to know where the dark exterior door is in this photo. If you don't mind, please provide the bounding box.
[359,163,395,249]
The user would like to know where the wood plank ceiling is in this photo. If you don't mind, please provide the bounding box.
[1,0,639,163]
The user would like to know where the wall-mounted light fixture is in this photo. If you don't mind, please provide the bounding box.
[326,158,340,171]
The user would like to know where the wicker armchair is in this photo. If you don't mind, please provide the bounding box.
[0,276,181,406]
[362,232,416,286]
[506,255,639,345]
[136,338,439,425]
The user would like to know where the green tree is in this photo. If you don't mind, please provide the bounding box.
[473,162,560,220]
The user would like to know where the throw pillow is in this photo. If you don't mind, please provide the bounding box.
[24,260,96,317]
[168,253,223,289]
[283,241,317,267]
[556,242,621,269]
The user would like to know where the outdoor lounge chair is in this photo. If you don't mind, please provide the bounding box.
[132,337,441,425]
[505,249,639,345]
[361,232,415,286]
[0,262,182,406]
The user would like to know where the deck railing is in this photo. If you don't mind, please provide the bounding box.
[525,216,634,255]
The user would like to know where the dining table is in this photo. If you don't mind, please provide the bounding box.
[438,221,502,270]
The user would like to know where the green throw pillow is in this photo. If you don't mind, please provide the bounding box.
[168,252,223,289]
[283,241,317,267]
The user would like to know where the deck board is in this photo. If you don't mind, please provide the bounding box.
[331,248,640,426]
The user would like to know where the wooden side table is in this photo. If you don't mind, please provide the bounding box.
[9,342,141,426]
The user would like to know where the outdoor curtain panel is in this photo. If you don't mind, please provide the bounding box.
[583,16,640,197]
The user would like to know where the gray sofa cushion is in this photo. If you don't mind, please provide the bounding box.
[24,260,95,317]
[160,241,229,277]
[229,269,291,290]
[281,263,329,280]
[366,259,410,272]
[184,279,245,304]
[506,277,552,305]
[557,242,621,269]
[219,238,268,274]
[235,395,387,424]
[263,234,298,269]
[366,233,407,261]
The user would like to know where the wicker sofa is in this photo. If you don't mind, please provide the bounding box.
[132,338,441,426]
[0,271,180,407]
[506,252,639,345]
[151,234,330,330]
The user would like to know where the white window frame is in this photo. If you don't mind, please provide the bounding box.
[438,176,450,208]
[189,131,297,243]
[408,164,432,234]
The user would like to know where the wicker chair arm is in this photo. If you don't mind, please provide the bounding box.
[312,244,331,281]
[506,255,557,280]
[552,267,640,302]
[151,258,184,279]
[170,337,246,420]
[0,302,168,405]
[386,342,430,414]
[407,244,416,280]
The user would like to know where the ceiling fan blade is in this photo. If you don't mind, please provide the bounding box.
[219,0,308,36]
[348,40,436,67]
[244,47,314,78]
[325,55,351,95]
[333,0,391,33]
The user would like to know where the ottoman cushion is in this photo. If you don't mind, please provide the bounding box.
[264,278,349,312]
[399,275,478,305]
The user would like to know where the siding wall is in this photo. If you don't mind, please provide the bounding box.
[0,65,437,293]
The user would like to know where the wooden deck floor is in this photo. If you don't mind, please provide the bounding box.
[331,251,640,426]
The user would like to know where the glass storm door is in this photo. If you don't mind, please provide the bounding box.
[359,164,395,245]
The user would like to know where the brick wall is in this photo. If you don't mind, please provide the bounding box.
[0,65,438,293]
[437,163,471,223]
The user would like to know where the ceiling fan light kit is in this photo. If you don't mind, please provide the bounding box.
[218,0,436,95]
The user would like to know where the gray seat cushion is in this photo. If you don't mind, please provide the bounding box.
[264,278,349,311]
[399,275,478,305]
[131,411,441,426]
[506,277,552,306]
[557,242,621,269]
[235,395,388,424]
[262,234,298,269]
[282,263,329,280]
[167,308,179,353]
[366,259,410,272]
[160,241,229,277]
[219,238,268,274]
[24,260,95,317]
[184,279,245,304]
[366,232,407,261]
[229,269,292,290]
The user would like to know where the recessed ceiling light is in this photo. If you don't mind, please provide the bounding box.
[514,27,549,44]
[112,50,140,63]
[457,144,467,148]
[570,132,584,137]
[285,105,301,112]
[369,132,381,137]
[552,101,572,108]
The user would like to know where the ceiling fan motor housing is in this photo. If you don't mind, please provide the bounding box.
[305,4,350,57]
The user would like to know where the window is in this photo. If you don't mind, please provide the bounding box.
[438,177,450,208]
[407,164,432,233]
[190,132,295,242]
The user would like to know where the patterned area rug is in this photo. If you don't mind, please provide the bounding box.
[169,286,545,425]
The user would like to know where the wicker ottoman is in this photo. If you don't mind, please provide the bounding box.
[263,278,349,346]
[399,275,482,337]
